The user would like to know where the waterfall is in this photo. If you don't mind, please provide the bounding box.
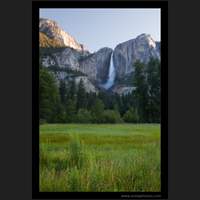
[102,52,116,89]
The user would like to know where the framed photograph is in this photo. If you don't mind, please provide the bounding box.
[32,1,168,199]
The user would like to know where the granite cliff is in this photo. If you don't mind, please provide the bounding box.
[39,18,160,95]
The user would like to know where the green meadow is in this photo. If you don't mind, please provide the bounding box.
[39,124,160,192]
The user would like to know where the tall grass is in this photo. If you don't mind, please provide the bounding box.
[68,134,85,169]
[39,124,160,192]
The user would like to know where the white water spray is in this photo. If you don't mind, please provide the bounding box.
[102,52,116,89]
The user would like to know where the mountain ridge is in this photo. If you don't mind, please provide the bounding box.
[39,18,160,95]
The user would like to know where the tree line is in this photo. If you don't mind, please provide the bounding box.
[39,58,160,124]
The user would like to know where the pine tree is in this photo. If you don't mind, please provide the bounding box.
[39,67,61,123]
[59,80,67,105]
[146,58,161,122]
[87,92,97,111]
[133,60,148,122]
[66,99,77,123]
[69,79,76,101]
[91,99,105,123]
[76,79,87,110]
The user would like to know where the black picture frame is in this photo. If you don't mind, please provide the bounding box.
[32,1,168,199]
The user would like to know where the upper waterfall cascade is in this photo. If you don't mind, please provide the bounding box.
[102,52,116,89]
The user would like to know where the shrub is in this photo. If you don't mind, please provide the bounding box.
[75,109,92,123]
[102,110,123,123]
[123,108,139,123]
[91,99,105,123]
[40,119,47,125]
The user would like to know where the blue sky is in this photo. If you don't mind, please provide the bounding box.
[40,9,160,52]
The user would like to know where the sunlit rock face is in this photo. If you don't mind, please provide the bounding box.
[39,18,88,52]
[113,33,160,80]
